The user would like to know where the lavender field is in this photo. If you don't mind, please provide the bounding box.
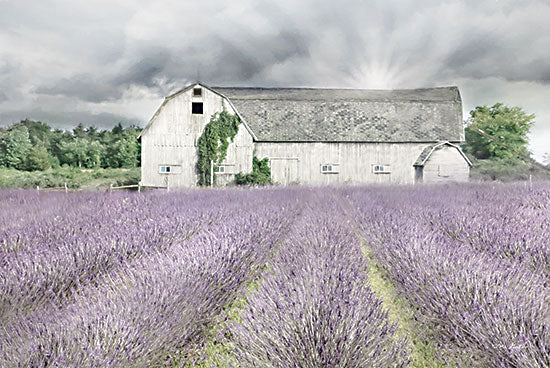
[0,184,549,367]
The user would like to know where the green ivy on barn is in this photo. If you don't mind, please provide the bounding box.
[197,110,241,186]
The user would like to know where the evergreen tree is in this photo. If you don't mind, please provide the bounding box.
[72,123,87,139]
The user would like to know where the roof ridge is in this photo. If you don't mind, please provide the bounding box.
[211,86,459,92]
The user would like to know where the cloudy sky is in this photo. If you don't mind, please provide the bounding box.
[1,0,549,160]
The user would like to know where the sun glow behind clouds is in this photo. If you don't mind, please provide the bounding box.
[352,60,405,89]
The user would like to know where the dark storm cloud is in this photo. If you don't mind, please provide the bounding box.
[36,74,120,103]
[33,26,313,102]
[442,27,550,84]
[35,49,176,102]
[200,30,311,84]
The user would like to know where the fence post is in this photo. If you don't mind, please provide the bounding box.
[36,186,39,192]
[109,183,113,193]
[138,183,141,193]
[210,160,214,187]
[64,182,68,193]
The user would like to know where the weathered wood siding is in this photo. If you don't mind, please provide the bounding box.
[140,85,253,187]
[254,142,428,185]
[214,126,254,186]
[421,145,470,183]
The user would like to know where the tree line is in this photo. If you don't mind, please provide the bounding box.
[0,120,141,171]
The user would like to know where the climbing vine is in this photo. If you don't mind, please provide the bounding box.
[197,110,241,186]
[235,157,272,185]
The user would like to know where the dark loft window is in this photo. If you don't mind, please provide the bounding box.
[192,102,203,114]
[193,87,202,96]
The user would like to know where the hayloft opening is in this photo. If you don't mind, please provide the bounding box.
[192,102,203,114]
[193,88,202,97]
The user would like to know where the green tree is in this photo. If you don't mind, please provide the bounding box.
[17,119,52,146]
[49,128,70,166]
[0,120,141,171]
[464,103,535,162]
[59,138,89,168]
[0,125,32,169]
[105,136,139,168]
[85,126,99,140]
[72,123,87,139]
[112,122,124,136]
[104,127,140,168]
[85,140,104,168]
[23,144,51,171]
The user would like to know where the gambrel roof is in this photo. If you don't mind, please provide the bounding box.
[414,141,472,167]
[139,83,465,143]
[212,86,464,143]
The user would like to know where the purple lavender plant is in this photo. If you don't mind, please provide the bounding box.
[229,197,409,367]
[0,189,297,367]
[350,184,550,367]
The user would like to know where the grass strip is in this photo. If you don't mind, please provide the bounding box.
[363,244,453,368]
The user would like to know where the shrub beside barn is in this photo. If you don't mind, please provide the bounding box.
[138,83,471,187]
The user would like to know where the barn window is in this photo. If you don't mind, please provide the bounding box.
[214,165,226,174]
[192,102,203,114]
[321,164,339,174]
[159,165,182,174]
[372,164,391,174]
[193,88,202,97]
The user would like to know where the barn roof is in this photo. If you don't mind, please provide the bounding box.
[414,141,472,167]
[211,86,464,143]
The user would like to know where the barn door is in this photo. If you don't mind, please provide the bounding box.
[269,158,299,184]
[415,166,423,184]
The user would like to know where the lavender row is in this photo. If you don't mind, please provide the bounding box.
[0,190,297,367]
[365,184,550,277]
[350,186,550,367]
[0,189,286,324]
[419,185,550,278]
[227,197,409,367]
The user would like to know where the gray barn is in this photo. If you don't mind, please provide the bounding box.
[138,83,471,187]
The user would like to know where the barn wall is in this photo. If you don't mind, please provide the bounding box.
[214,127,254,186]
[140,85,253,187]
[254,142,428,185]
[422,146,470,183]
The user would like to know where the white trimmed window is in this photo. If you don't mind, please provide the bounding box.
[193,87,202,97]
[159,165,182,174]
[214,165,226,174]
[372,164,391,174]
[321,164,339,174]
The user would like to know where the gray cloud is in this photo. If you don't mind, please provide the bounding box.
[35,74,121,103]
[10,0,550,99]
